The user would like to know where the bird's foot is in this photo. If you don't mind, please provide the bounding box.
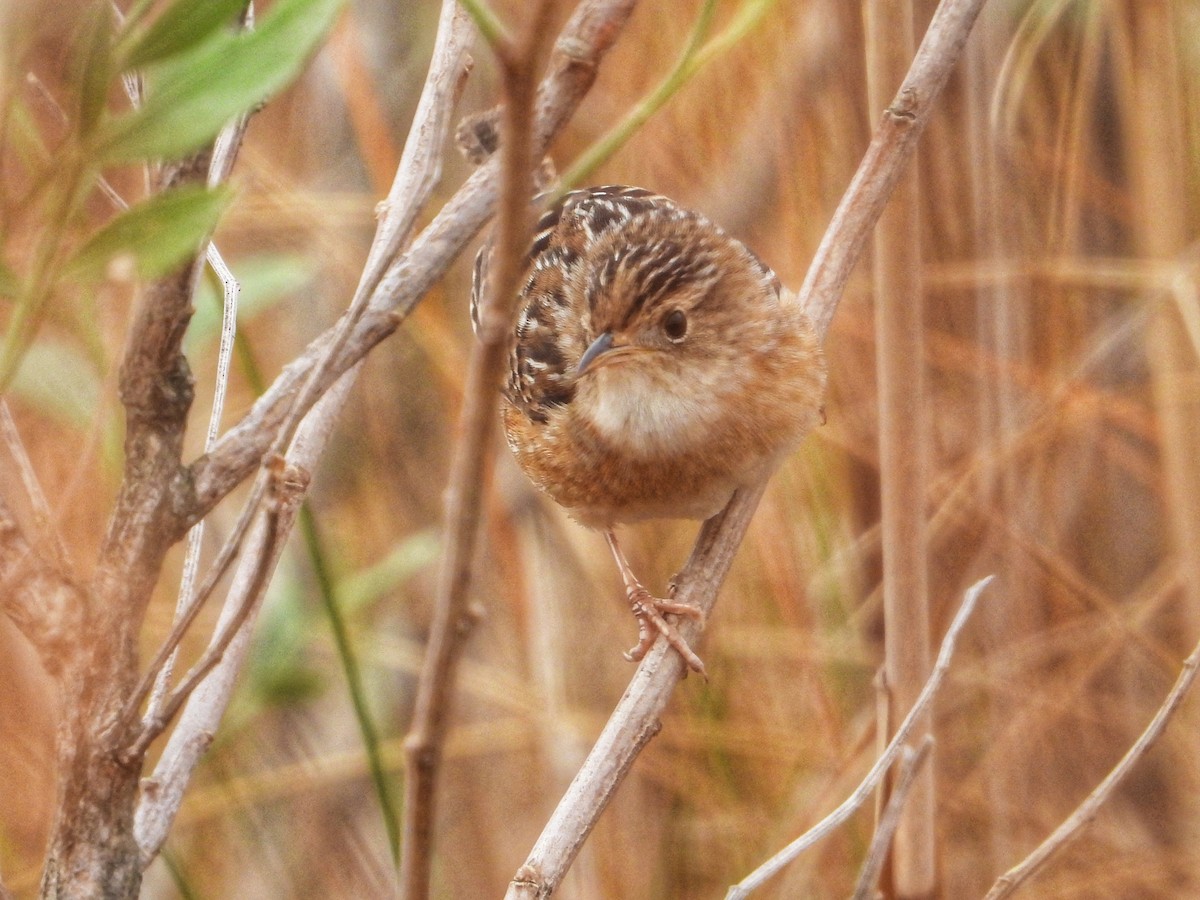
[623,585,707,677]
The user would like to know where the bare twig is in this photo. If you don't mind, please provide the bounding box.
[132,0,475,865]
[112,491,258,736]
[133,371,353,865]
[982,633,1200,899]
[189,0,644,521]
[851,737,934,900]
[724,576,990,899]
[505,0,990,894]
[507,481,772,900]
[125,459,307,764]
[398,3,559,896]
[0,399,70,567]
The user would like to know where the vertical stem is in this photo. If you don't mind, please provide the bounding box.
[300,506,401,864]
[398,5,556,898]
[864,1,934,897]
[965,3,1038,870]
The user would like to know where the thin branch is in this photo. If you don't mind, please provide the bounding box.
[504,0,991,893]
[132,369,352,862]
[133,0,476,862]
[799,0,989,340]
[724,576,991,899]
[244,0,466,487]
[188,0,644,522]
[112,488,258,736]
[124,457,308,765]
[851,737,934,900]
[0,399,70,567]
[398,3,558,896]
[507,482,772,900]
[982,632,1200,899]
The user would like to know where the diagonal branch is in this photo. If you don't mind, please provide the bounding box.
[726,576,990,898]
[982,632,1200,899]
[851,737,934,900]
[504,0,991,895]
[188,0,644,525]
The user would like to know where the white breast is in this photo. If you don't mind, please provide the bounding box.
[582,364,728,459]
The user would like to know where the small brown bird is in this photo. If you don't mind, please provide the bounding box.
[476,186,826,675]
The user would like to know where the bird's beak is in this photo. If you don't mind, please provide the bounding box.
[576,331,615,375]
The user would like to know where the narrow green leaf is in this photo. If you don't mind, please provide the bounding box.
[5,95,50,173]
[0,261,18,299]
[6,95,51,173]
[118,0,249,70]
[7,339,102,429]
[459,0,511,48]
[337,531,440,613]
[74,1,116,137]
[64,184,232,283]
[95,0,345,163]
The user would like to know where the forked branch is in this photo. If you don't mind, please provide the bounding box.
[726,576,990,898]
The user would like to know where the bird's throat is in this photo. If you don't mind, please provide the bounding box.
[579,366,723,459]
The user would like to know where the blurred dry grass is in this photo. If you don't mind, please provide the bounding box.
[2,0,1199,897]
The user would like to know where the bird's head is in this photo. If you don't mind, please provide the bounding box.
[567,212,785,457]
[572,212,780,382]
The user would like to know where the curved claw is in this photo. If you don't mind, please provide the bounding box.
[626,586,707,677]
[605,529,707,677]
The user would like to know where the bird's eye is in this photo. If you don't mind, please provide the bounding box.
[662,309,688,342]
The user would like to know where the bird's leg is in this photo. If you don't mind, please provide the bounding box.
[604,530,707,676]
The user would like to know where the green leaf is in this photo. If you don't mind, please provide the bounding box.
[95,0,345,162]
[337,531,440,613]
[73,1,116,137]
[118,0,250,70]
[0,261,18,299]
[5,95,51,172]
[7,339,102,429]
[64,184,232,283]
